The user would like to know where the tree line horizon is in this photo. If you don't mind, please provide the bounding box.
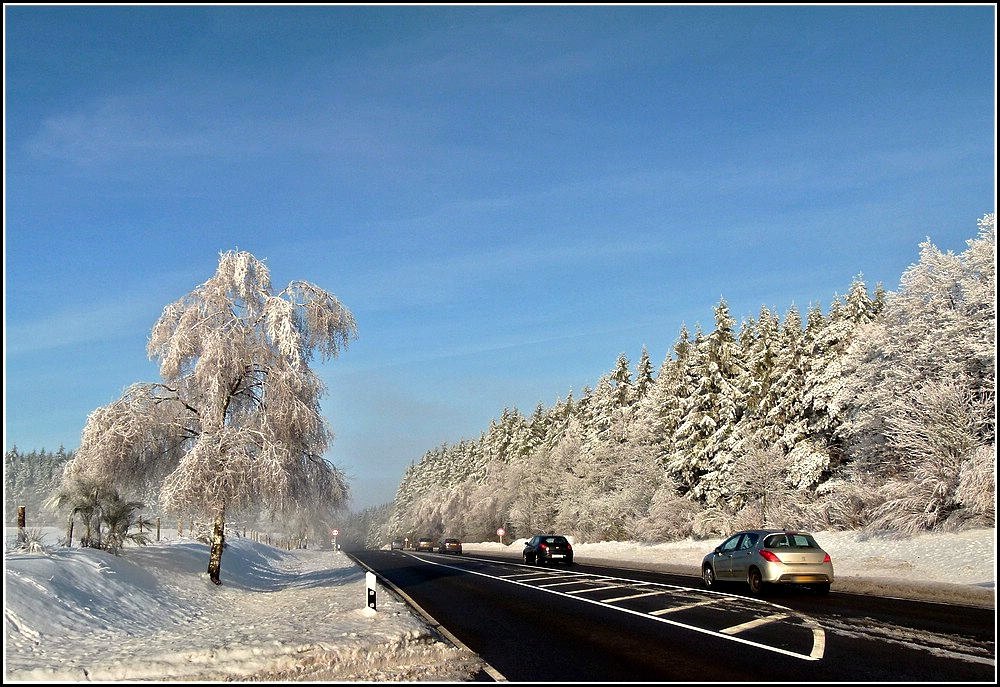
[344,213,995,550]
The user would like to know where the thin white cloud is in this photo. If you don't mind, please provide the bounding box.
[4,299,155,356]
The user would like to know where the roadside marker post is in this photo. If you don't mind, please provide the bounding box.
[366,571,377,610]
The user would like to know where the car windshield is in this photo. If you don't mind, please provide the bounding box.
[541,536,568,545]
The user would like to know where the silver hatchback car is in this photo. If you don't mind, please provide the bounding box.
[701,529,834,595]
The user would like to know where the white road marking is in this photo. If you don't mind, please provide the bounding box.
[420,554,826,661]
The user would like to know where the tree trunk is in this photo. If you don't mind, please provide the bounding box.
[207,507,226,585]
[66,514,75,547]
[17,506,27,545]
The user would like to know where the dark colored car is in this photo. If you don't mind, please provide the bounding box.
[701,529,834,595]
[522,534,573,565]
[415,537,436,552]
[438,538,463,554]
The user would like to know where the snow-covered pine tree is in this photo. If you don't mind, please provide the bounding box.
[634,346,655,402]
[665,300,745,504]
[800,277,883,480]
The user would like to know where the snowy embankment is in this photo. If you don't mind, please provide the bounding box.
[4,532,485,682]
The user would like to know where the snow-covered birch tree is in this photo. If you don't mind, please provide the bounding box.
[63,250,357,584]
[827,215,996,531]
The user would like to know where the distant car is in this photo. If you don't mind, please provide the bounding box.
[390,540,404,550]
[522,534,573,565]
[701,529,834,595]
[415,537,436,552]
[438,538,463,554]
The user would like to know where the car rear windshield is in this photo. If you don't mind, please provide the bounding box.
[763,533,819,549]
[542,536,569,545]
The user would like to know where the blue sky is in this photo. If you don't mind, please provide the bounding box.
[4,5,995,511]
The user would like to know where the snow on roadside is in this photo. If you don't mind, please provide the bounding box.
[4,533,485,682]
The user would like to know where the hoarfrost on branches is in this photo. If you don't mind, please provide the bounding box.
[63,250,357,584]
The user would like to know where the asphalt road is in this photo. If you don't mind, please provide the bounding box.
[348,548,996,682]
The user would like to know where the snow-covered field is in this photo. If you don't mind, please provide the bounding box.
[3,527,995,682]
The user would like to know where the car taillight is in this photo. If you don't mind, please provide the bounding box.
[566,543,572,550]
[759,550,782,563]
[539,543,548,550]
[823,554,831,563]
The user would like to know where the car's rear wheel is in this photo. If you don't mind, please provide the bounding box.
[702,565,716,590]
[811,583,831,596]
[747,567,765,595]
[536,555,544,566]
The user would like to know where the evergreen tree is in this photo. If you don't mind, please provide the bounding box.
[800,278,880,477]
[634,346,655,402]
[666,300,745,503]
[610,352,633,408]
[637,325,694,452]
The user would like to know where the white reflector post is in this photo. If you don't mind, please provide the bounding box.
[366,571,377,610]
